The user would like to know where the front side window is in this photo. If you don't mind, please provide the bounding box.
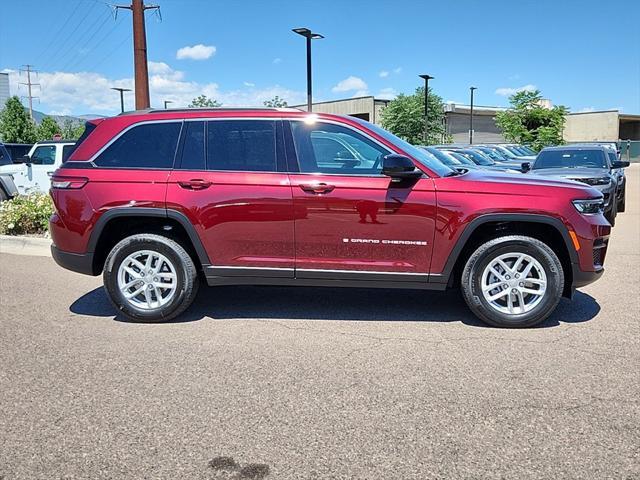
[207,120,277,172]
[95,122,181,169]
[31,146,56,165]
[290,121,389,175]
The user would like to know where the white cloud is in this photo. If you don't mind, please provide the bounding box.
[332,76,368,93]
[2,64,305,115]
[272,58,282,64]
[376,87,397,100]
[379,70,389,78]
[393,67,402,74]
[243,81,255,87]
[176,44,216,60]
[495,84,537,96]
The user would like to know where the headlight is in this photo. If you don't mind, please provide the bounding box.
[572,198,604,214]
[581,177,612,186]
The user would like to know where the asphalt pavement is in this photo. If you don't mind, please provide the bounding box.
[0,166,638,479]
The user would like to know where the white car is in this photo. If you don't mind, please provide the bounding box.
[0,141,76,194]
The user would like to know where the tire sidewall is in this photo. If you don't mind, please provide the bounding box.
[464,238,563,327]
[104,236,191,322]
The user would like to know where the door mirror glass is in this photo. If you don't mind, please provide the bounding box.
[611,160,630,169]
[382,154,423,179]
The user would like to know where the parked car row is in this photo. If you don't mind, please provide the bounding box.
[415,142,629,227]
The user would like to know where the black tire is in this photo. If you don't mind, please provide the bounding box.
[461,235,564,328]
[605,200,617,227]
[103,234,199,322]
[617,187,626,213]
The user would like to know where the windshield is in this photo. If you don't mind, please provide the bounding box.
[445,150,475,165]
[506,145,527,156]
[0,144,12,166]
[347,117,454,176]
[520,145,536,155]
[494,146,517,159]
[461,149,493,166]
[476,147,508,161]
[421,146,463,166]
[533,149,607,169]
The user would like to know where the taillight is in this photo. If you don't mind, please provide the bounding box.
[51,176,88,189]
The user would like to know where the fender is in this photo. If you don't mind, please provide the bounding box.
[430,213,578,285]
[86,207,211,266]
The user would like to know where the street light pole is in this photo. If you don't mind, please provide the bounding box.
[292,27,324,112]
[469,86,477,144]
[419,74,434,143]
[111,87,132,113]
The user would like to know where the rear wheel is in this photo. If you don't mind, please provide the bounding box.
[461,235,564,328]
[605,199,617,227]
[103,234,199,322]
[617,186,626,213]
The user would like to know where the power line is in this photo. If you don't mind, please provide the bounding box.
[60,9,115,72]
[19,65,40,120]
[40,1,98,71]
[34,0,85,66]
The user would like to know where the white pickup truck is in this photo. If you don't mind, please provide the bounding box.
[0,141,76,194]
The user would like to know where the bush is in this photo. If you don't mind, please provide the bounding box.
[0,193,54,235]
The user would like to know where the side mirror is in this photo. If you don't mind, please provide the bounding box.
[611,160,630,169]
[521,162,531,173]
[382,154,423,180]
[18,155,31,164]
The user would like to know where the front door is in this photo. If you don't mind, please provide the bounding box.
[166,119,295,278]
[286,120,437,281]
[14,145,58,194]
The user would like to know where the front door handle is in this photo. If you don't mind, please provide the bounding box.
[178,179,212,190]
[299,182,335,194]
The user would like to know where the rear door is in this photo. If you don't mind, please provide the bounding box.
[285,119,436,280]
[166,119,295,277]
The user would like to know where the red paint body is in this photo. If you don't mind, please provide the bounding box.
[49,109,610,288]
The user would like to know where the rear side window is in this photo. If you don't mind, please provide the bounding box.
[62,145,75,163]
[95,122,181,169]
[207,120,277,172]
[179,121,206,170]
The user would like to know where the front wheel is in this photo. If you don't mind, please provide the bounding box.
[461,235,564,328]
[103,234,199,322]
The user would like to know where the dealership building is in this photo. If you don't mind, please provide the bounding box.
[0,72,10,107]
[297,96,640,146]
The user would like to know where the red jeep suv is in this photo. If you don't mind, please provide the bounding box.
[50,108,610,328]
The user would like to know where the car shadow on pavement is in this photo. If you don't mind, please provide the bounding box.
[69,284,600,329]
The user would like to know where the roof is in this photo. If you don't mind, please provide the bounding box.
[541,144,608,151]
[34,140,76,144]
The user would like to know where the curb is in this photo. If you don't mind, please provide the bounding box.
[0,235,52,257]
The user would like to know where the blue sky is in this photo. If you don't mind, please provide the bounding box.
[1,0,639,116]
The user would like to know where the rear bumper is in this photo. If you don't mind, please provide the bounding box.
[51,245,96,276]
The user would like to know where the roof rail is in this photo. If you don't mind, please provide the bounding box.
[118,106,305,116]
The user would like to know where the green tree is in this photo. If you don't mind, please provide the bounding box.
[36,116,62,141]
[495,89,568,151]
[188,95,222,108]
[380,87,448,145]
[263,96,288,108]
[0,96,37,143]
[61,119,86,140]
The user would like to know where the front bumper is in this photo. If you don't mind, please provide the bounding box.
[51,244,97,276]
[572,264,604,289]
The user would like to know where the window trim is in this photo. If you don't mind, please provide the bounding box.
[286,118,395,177]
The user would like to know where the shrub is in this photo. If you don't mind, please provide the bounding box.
[0,193,54,235]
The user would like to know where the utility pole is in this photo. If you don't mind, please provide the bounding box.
[115,0,159,110]
[19,64,40,121]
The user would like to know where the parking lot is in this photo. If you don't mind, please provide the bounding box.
[0,165,638,479]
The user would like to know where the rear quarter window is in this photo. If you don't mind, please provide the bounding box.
[94,122,182,169]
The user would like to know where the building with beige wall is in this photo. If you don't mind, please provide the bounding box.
[293,96,390,125]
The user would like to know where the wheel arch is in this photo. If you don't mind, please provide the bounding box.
[435,214,578,297]
[88,208,211,275]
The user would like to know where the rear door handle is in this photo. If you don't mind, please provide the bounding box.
[178,179,212,190]
[299,182,335,194]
